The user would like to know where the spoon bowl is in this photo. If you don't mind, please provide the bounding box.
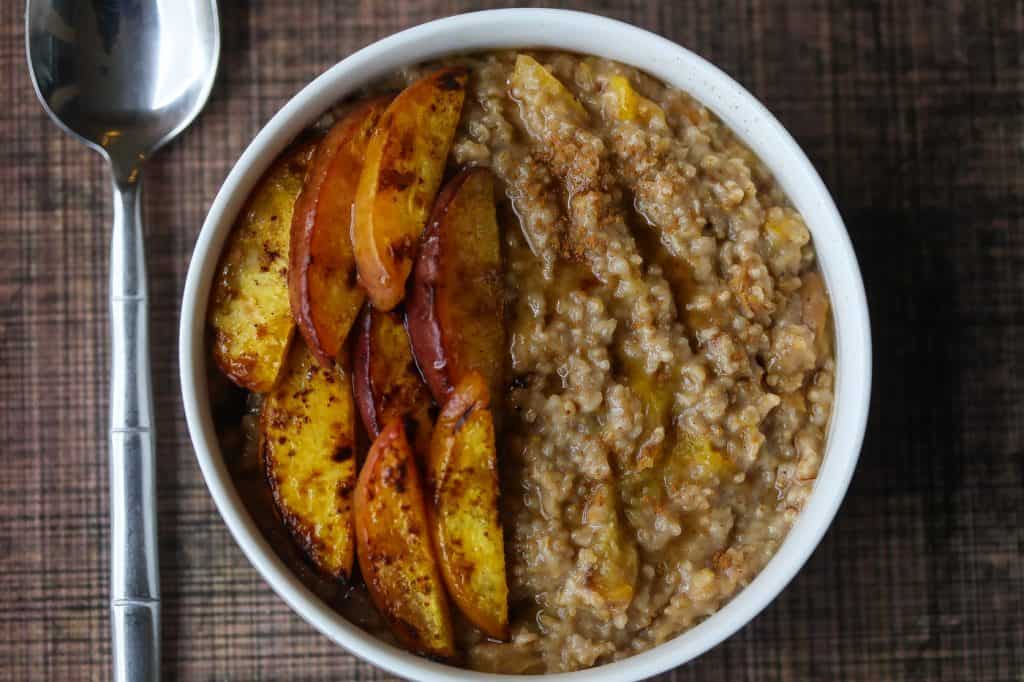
[26,2,220,680]
[27,0,219,180]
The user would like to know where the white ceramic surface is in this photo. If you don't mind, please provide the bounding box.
[180,9,871,681]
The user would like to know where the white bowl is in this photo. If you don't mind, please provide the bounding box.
[180,9,871,681]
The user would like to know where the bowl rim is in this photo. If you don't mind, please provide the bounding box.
[179,8,871,681]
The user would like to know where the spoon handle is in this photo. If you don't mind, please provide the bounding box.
[109,178,160,682]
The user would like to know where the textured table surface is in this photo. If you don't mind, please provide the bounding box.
[2,1,1022,680]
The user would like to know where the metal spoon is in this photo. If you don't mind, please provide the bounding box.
[26,2,219,679]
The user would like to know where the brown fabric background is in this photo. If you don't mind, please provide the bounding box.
[2,1,1022,680]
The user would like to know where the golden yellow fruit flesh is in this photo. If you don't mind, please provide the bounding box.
[209,142,314,392]
[511,54,588,132]
[354,419,455,659]
[620,355,674,473]
[260,339,358,580]
[605,75,666,126]
[427,373,509,640]
[582,483,638,609]
[353,67,468,311]
[677,433,733,480]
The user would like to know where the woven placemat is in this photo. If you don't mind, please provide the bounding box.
[2,1,1021,679]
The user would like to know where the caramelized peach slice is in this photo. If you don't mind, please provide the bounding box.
[353,67,468,311]
[260,339,357,580]
[581,483,638,610]
[289,97,390,366]
[510,54,587,134]
[354,419,455,659]
[408,168,505,403]
[427,373,509,640]
[352,305,434,456]
[603,75,667,127]
[209,142,314,392]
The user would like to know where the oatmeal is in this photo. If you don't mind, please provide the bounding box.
[211,50,834,674]
[438,52,832,672]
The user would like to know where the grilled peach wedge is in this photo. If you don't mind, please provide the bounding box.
[260,339,357,581]
[407,168,505,403]
[354,418,455,659]
[427,372,509,641]
[209,141,315,392]
[353,67,468,311]
[289,97,390,366]
[352,306,435,456]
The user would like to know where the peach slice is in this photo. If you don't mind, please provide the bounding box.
[581,483,638,610]
[352,305,434,456]
[209,141,314,392]
[407,168,505,403]
[510,54,587,134]
[353,67,468,311]
[426,372,509,640]
[260,339,357,580]
[354,418,455,659]
[289,97,390,366]
[603,74,667,127]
